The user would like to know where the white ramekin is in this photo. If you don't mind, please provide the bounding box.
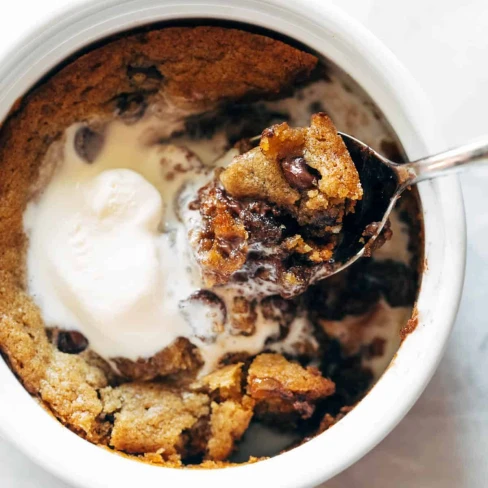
[0,1,466,487]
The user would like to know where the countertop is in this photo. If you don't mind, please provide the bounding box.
[1,0,488,486]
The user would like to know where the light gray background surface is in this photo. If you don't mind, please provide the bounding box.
[1,0,487,486]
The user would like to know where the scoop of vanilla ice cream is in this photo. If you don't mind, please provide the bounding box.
[48,169,163,332]
[24,121,206,360]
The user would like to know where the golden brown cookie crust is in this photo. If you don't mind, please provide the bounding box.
[247,353,335,420]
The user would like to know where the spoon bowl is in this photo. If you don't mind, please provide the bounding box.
[313,131,488,281]
[333,133,401,264]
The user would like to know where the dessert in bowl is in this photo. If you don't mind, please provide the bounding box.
[0,1,465,486]
[0,23,421,466]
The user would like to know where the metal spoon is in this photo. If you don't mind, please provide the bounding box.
[327,134,488,278]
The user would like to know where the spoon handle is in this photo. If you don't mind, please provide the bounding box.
[400,139,488,186]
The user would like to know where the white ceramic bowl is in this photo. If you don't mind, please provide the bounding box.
[0,1,466,487]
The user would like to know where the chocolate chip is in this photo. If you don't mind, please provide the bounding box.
[187,290,226,314]
[57,331,89,354]
[74,126,104,163]
[114,92,147,123]
[179,290,227,340]
[281,156,319,190]
[216,234,245,257]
